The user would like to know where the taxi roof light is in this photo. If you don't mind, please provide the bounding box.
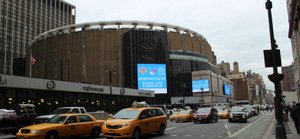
[132,101,148,108]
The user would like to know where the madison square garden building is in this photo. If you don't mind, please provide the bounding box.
[18,21,230,112]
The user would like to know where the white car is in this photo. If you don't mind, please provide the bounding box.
[0,109,17,120]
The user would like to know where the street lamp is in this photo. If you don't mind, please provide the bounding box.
[104,66,118,113]
[264,0,287,138]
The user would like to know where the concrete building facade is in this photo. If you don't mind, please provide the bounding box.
[26,21,219,105]
[0,0,76,75]
[281,64,295,91]
[287,0,300,101]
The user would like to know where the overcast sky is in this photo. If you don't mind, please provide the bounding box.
[64,0,292,90]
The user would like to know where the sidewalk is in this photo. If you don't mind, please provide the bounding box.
[264,116,300,139]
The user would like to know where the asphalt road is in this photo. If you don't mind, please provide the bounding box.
[81,111,274,139]
[152,111,274,139]
[1,111,274,139]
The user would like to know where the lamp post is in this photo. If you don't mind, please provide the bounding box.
[265,0,286,138]
[200,87,204,107]
[104,66,118,113]
[181,83,186,108]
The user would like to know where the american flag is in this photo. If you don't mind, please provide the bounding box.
[31,57,36,65]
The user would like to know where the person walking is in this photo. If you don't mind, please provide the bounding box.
[291,103,300,134]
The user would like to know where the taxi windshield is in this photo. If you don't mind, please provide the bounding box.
[114,109,140,119]
[46,115,67,123]
[197,108,211,113]
[179,110,190,114]
[231,107,244,112]
[219,109,228,112]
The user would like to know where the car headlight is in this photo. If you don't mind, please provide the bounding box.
[122,122,132,128]
[103,121,106,126]
[229,114,233,117]
[31,130,43,134]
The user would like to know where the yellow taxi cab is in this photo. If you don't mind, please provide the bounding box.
[174,109,193,122]
[102,101,167,139]
[16,113,104,139]
[169,111,180,122]
[218,108,230,119]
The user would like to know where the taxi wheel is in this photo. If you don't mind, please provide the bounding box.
[157,124,165,135]
[132,128,141,139]
[45,131,58,139]
[90,127,100,137]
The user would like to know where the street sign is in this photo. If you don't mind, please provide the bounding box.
[263,49,282,67]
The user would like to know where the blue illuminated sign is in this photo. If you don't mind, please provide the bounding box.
[137,64,167,94]
[224,84,231,96]
[192,80,209,93]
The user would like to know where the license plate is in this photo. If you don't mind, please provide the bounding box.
[109,130,114,133]
[20,136,24,139]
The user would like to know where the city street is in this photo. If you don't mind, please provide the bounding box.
[73,111,273,139]
[144,111,272,139]
[0,111,274,139]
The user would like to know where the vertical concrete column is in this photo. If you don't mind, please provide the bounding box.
[132,23,138,29]
[116,22,122,87]
[82,25,89,83]
[99,23,105,84]
[162,25,167,31]
[148,24,153,30]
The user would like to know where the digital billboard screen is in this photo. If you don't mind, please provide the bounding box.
[224,84,231,96]
[137,64,167,94]
[192,79,209,93]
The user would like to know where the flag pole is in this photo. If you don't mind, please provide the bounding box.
[29,48,32,78]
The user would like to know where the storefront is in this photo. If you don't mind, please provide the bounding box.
[0,75,154,114]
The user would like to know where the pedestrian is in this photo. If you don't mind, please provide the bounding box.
[291,103,300,134]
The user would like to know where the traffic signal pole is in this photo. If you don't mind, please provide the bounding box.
[265,0,286,138]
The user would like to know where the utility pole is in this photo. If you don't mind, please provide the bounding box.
[264,0,286,138]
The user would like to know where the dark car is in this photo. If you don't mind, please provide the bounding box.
[228,106,248,123]
[193,107,218,123]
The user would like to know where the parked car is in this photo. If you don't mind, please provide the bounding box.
[16,113,104,139]
[193,107,218,123]
[35,107,87,124]
[0,104,36,135]
[175,109,193,122]
[102,102,167,139]
[228,106,248,123]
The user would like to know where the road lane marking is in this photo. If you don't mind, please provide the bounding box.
[166,127,177,131]
[229,113,269,137]
[225,124,232,136]
[225,124,228,130]
[227,130,232,137]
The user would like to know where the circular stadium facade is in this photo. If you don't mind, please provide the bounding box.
[27,21,217,104]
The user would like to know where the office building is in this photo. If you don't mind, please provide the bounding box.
[0,0,76,75]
